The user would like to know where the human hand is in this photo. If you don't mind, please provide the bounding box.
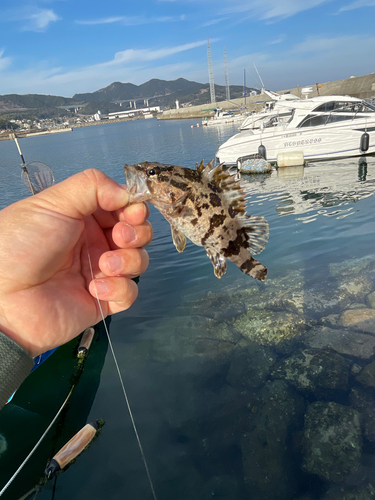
[0,169,152,357]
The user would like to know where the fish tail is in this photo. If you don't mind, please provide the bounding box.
[228,249,267,281]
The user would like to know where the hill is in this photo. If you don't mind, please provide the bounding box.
[74,78,257,112]
[0,78,259,120]
[73,78,206,103]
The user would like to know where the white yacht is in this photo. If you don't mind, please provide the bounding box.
[216,95,375,166]
[202,108,248,126]
[239,90,300,130]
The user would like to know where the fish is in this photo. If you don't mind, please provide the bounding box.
[123,160,269,280]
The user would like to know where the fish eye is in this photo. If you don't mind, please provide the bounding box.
[147,166,160,176]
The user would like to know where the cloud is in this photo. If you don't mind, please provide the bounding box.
[220,33,375,92]
[0,49,12,71]
[1,31,374,99]
[3,7,60,32]
[0,40,209,96]
[220,0,333,20]
[338,0,375,11]
[200,17,230,27]
[290,34,364,55]
[110,40,208,64]
[75,15,185,26]
[266,34,287,45]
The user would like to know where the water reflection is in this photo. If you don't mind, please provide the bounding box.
[242,157,375,221]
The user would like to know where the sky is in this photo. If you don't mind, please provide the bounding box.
[0,0,375,97]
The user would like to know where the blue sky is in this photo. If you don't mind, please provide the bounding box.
[0,0,375,97]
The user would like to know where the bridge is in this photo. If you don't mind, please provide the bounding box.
[111,94,167,108]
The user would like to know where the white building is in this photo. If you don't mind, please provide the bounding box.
[108,106,160,120]
[94,110,102,121]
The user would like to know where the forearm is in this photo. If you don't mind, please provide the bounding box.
[0,331,34,410]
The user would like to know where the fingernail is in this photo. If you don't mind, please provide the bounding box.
[107,254,122,273]
[122,224,137,244]
[94,279,109,295]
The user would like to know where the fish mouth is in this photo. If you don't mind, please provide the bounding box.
[123,164,151,204]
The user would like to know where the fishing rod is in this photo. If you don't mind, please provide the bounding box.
[9,132,55,194]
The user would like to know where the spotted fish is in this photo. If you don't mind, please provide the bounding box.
[123,161,269,280]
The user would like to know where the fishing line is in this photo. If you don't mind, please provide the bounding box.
[85,235,158,500]
[0,387,75,497]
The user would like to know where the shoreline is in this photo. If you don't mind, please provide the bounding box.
[0,115,145,141]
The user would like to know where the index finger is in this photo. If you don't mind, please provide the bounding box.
[93,202,150,230]
[34,169,130,220]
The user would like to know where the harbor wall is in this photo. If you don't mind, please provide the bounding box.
[158,73,375,120]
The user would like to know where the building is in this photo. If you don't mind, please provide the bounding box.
[108,106,161,120]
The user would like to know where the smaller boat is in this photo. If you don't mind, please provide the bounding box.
[202,108,248,126]
[239,90,300,131]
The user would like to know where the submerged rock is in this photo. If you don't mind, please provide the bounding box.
[271,348,349,396]
[339,308,375,334]
[232,309,307,345]
[336,276,373,305]
[302,401,362,482]
[306,325,375,359]
[356,359,375,388]
[260,273,372,318]
[324,483,375,500]
[197,475,242,500]
[349,387,375,443]
[367,291,375,309]
[152,315,239,362]
[241,380,305,500]
[349,387,375,413]
[329,255,375,279]
[226,344,277,389]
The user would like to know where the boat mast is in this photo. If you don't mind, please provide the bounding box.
[253,63,265,92]
[224,47,230,101]
[244,69,246,105]
[207,39,216,105]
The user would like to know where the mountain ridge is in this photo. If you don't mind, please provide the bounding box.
[0,77,258,120]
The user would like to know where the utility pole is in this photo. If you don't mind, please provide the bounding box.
[224,47,230,101]
[207,39,216,105]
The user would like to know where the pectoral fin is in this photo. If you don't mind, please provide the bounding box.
[171,226,187,253]
[206,248,227,279]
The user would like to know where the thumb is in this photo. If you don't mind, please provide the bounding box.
[33,169,129,219]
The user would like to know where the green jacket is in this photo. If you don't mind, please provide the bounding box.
[0,332,34,410]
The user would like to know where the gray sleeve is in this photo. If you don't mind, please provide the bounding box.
[0,331,34,410]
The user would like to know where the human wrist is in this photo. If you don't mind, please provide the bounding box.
[0,320,36,357]
[0,331,34,408]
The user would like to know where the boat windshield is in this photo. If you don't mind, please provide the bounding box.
[312,100,375,113]
[297,112,370,128]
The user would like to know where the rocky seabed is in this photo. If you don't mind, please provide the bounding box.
[130,255,375,499]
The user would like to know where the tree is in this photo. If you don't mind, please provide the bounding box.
[0,119,19,130]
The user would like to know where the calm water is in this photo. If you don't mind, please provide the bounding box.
[0,119,375,499]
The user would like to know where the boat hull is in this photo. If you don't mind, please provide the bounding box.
[217,120,375,165]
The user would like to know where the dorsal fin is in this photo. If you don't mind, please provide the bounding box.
[202,159,215,178]
[202,161,247,215]
[196,160,205,173]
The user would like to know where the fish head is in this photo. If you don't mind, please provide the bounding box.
[124,162,194,208]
